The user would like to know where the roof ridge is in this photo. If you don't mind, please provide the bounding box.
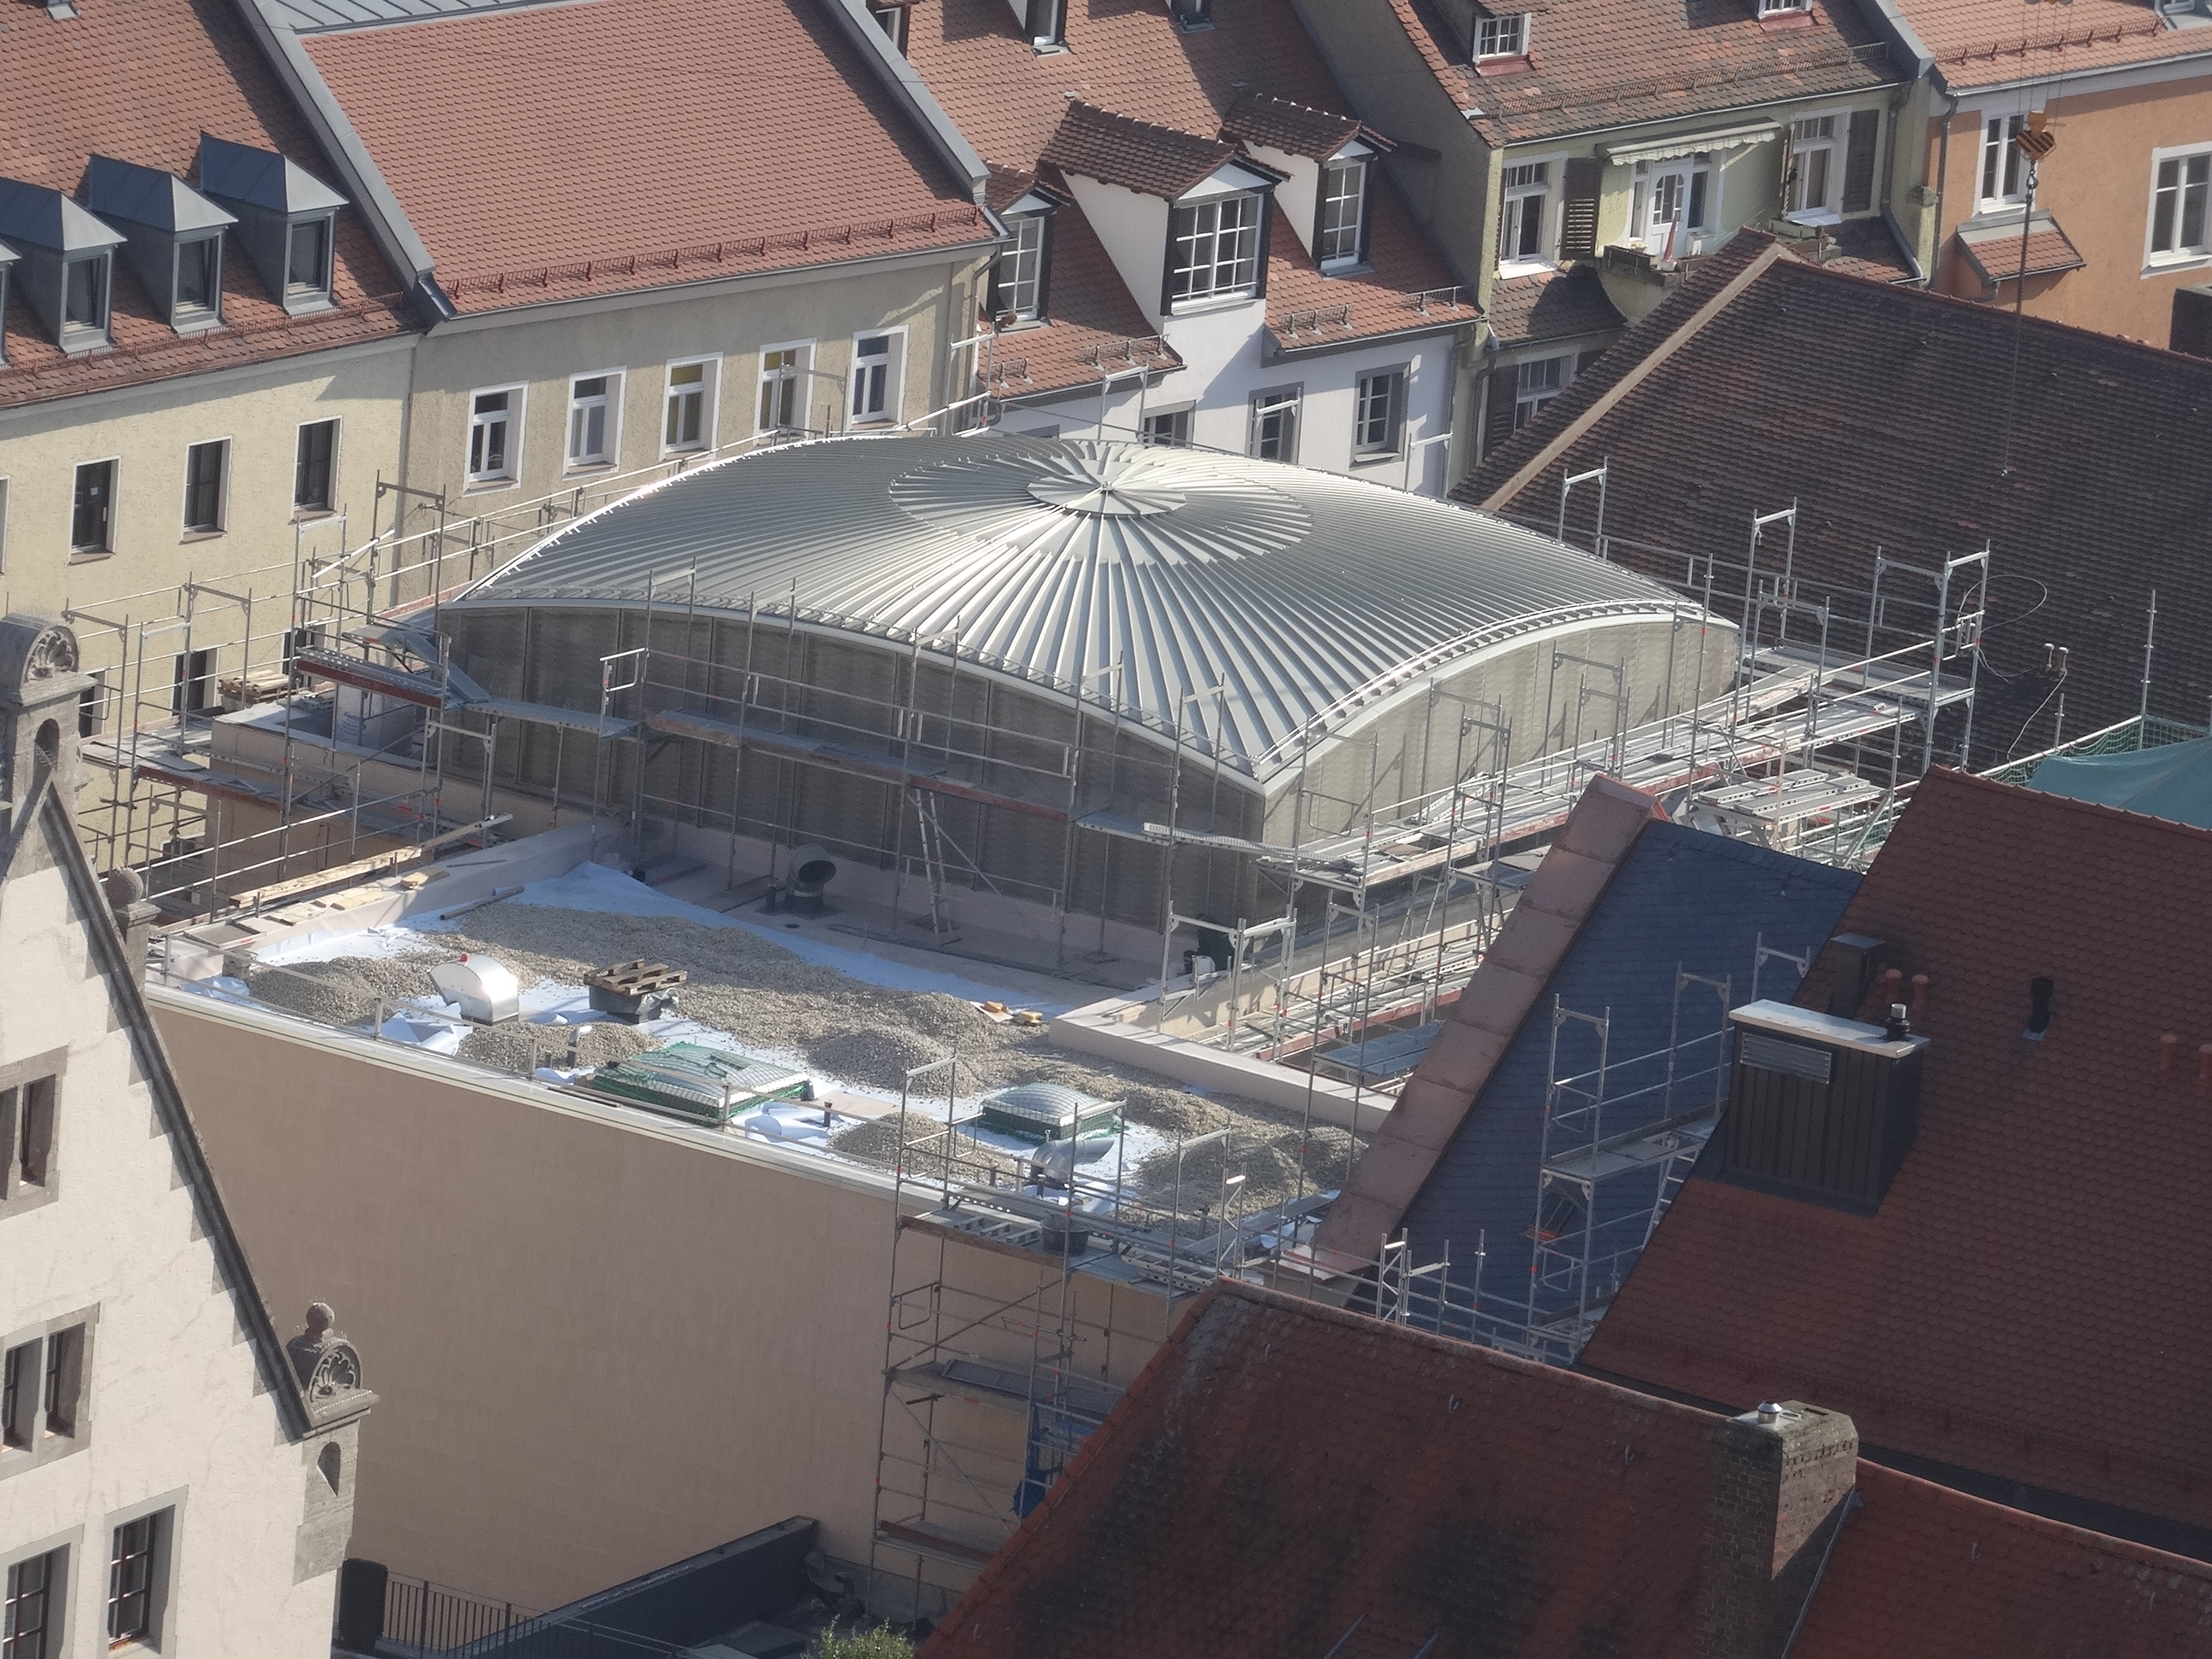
[1860,1461,2212,1580]
[1062,97,1230,146]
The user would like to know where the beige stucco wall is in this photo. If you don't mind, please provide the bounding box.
[1922,73,2212,341]
[0,341,410,632]
[0,847,347,1656]
[393,251,994,550]
[154,990,1175,1616]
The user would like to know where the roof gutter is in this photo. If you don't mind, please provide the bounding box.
[232,0,453,318]
[818,0,992,207]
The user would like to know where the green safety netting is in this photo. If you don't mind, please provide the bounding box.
[2026,736,2212,828]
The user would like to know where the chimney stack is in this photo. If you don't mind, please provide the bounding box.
[1699,1400,1858,1659]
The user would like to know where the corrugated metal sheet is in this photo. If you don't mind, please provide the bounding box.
[451,434,1695,783]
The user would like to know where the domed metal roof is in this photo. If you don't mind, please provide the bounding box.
[452,434,1695,780]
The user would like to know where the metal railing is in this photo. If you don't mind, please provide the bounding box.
[367,1573,683,1657]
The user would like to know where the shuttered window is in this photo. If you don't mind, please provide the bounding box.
[1842,109,1879,214]
[1558,156,1601,260]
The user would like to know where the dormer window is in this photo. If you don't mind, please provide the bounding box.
[62,253,108,335]
[866,0,910,51]
[0,178,125,354]
[1317,154,1369,270]
[1169,191,1263,304]
[1171,0,1213,27]
[993,213,1049,321]
[1022,0,1064,49]
[83,155,235,335]
[1758,0,1812,15]
[286,218,331,298]
[196,136,346,317]
[1476,13,1528,58]
[174,236,219,316]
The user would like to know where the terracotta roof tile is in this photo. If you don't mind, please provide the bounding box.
[301,0,988,311]
[1788,215,1919,283]
[919,1280,2212,1657]
[1263,190,1468,353]
[1388,0,1903,145]
[981,194,1179,400]
[1584,768,2212,1551]
[1895,0,2212,85]
[1956,218,2087,285]
[0,0,412,408]
[1039,102,1246,199]
[1484,264,1625,346]
[1220,90,1370,160]
[1458,232,2212,739]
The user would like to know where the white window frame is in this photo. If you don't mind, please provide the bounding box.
[1496,157,1557,274]
[1632,153,1713,253]
[70,456,119,559]
[1977,110,2029,213]
[1168,192,1265,306]
[464,383,525,490]
[1353,366,1406,461]
[1141,405,1193,446]
[662,354,721,455]
[1476,11,1528,57]
[1248,385,1301,463]
[1785,113,1842,223]
[2145,143,2212,269]
[994,214,1048,320]
[179,436,231,539]
[1758,0,1811,15]
[294,417,342,517]
[1317,154,1369,271]
[848,329,907,428]
[1513,352,1570,431]
[757,341,813,437]
[564,369,624,473]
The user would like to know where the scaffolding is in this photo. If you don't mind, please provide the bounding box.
[1516,936,1813,1365]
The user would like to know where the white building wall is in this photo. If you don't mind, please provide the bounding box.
[0,819,349,1656]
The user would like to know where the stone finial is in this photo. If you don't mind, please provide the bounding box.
[287,1302,364,1404]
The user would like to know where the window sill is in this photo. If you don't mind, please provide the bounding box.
[1758,9,1816,26]
[661,444,713,460]
[1318,260,1374,279]
[1784,208,1842,227]
[1474,53,1531,75]
[462,478,521,496]
[180,528,225,544]
[1350,451,1401,466]
[2143,251,2212,276]
[1495,258,1558,279]
[292,507,338,523]
[1167,293,1260,317]
[562,462,618,477]
[68,549,113,565]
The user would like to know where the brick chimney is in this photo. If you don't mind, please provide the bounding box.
[1698,1400,1859,1659]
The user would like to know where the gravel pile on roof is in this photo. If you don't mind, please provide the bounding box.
[271,894,1380,1200]
[246,952,439,1027]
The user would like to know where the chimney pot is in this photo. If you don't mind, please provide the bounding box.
[2162,1033,2178,1074]
[1883,1004,1910,1041]
[2197,1045,2212,1096]
[1908,974,1928,1020]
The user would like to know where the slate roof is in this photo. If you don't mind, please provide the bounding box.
[1484,265,1625,348]
[1391,819,1860,1316]
[0,0,413,408]
[919,1279,2212,1658]
[903,0,1472,396]
[1583,767,2212,1557]
[1378,0,1903,147]
[1897,0,2212,88]
[300,0,989,313]
[1458,231,2212,744]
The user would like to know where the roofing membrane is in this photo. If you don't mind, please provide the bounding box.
[453,434,1695,780]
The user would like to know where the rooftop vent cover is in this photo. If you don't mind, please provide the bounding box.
[1720,1000,1929,1210]
[585,1042,812,1127]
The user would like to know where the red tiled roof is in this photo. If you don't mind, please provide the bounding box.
[1484,264,1625,346]
[919,1279,2212,1657]
[1263,192,1466,353]
[1458,232,2212,739]
[1791,215,1918,283]
[1897,0,2212,86]
[302,0,987,313]
[0,0,411,408]
[981,187,1180,399]
[1382,0,1902,146]
[1220,90,1370,160]
[908,0,1471,364]
[1956,219,2087,286]
[1041,102,1244,200]
[1584,767,2212,1548]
